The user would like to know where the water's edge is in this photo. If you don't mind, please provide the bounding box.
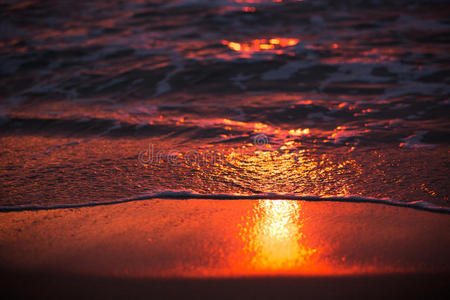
[1,191,449,214]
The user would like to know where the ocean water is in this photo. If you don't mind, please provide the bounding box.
[0,0,449,209]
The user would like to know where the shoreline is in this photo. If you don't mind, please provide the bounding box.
[1,192,449,214]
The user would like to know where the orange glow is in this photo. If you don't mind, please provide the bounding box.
[289,128,310,136]
[242,6,256,12]
[228,42,241,52]
[260,44,275,50]
[223,38,299,53]
[270,38,280,44]
[2,197,445,278]
[237,200,318,273]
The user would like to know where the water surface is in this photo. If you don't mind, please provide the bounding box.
[0,0,449,207]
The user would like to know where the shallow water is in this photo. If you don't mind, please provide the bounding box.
[0,0,449,208]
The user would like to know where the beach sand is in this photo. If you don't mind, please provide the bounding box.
[1,199,449,299]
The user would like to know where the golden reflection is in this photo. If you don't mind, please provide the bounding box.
[222,38,299,54]
[237,200,317,274]
[289,128,310,136]
[218,145,362,197]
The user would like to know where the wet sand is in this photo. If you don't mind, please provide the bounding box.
[1,199,449,298]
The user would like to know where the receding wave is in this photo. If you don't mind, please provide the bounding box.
[1,191,449,214]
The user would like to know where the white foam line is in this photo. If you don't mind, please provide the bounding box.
[1,191,449,214]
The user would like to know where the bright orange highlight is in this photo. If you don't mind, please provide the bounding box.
[289,128,310,136]
[238,200,317,273]
[228,42,241,52]
[242,6,256,12]
[260,44,274,50]
[270,38,280,44]
[223,38,299,54]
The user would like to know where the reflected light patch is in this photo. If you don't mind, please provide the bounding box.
[223,38,299,54]
[242,6,256,12]
[289,128,310,136]
[238,200,318,273]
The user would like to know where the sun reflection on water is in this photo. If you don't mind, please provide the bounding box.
[237,200,318,274]
[222,38,299,55]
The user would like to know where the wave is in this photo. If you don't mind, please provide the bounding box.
[0,117,172,137]
[1,191,449,214]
